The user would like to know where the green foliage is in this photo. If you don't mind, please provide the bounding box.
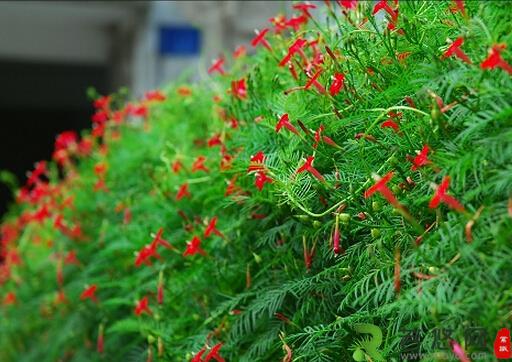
[1,1,512,361]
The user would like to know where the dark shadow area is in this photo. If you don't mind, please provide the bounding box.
[0,60,108,219]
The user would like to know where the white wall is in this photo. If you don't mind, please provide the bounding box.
[0,2,143,64]
[0,1,288,97]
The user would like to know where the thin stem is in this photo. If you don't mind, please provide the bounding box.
[365,106,429,134]
[186,176,211,184]
[282,152,397,218]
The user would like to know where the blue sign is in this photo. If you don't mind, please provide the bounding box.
[158,25,201,56]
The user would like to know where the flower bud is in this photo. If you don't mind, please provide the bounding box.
[253,252,262,264]
[338,213,350,224]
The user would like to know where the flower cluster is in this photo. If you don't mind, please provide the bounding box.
[1,1,510,361]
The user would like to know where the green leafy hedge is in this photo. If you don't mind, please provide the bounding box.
[1,1,511,361]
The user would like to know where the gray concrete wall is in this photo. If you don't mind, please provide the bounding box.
[0,1,289,99]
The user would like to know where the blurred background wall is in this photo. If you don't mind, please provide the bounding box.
[0,0,290,217]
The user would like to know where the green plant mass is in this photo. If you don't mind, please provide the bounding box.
[1,1,512,361]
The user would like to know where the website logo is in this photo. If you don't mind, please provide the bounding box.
[494,328,511,359]
[351,323,384,362]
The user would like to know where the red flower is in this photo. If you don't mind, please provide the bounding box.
[93,95,111,110]
[69,224,84,240]
[442,37,471,64]
[192,348,206,362]
[172,160,183,174]
[3,291,16,306]
[269,14,287,33]
[248,151,266,173]
[126,103,148,118]
[94,162,108,177]
[92,122,106,138]
[204,216,224,238]
[134,229,172,267]
[381,111,402,133]
[176,183,191,201]
[55,131,78,151]
[93,179,109,193]
[304,69,326,94]
[64,250,80,265]
[26,161,47,187]
[178,86,192,97]
[296,156,325,182]
[410,145,430,170]
[208,133,222,148]
[279,38,308,66]
[192,156,209,173]
[276,114,299,135]
[60,195,75,210]
[397,51,412,63]
[112,110,125,124]
[225,175,242,197]
[480,44,512,75]
[449,0,466,16]
[80,285,98,302]
[32,204,51,224]
[52,149,68,167]
[364,171,399,207]
[26,182,51,204]
[429,176,465,212]
[151,228,173,249]
[228,117,239,129]
[313,125,324,148]
[134,296,152,316]
[251,28,272,52]
[220,152,233,171]
[135,243,160,267]
[329,73,345,96]
[78,137,94,156]
[255,171,273,191]
[183,236,206,256]
[92,110,109,124]
[5,249,21,266]
[53,289,67,305]
[293,2,317,18]
[1,223,18,245]
[231,78,247,100]
[372,0,398,21]
[233,45,246,58]
[313,125,338,149]
[284,15,309,32]
[145,90,166,102]
[338,0,357,9]
[208,57,225,75]
[381,119,400,132]
[204,343,225,362]
[0,263,11,285]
